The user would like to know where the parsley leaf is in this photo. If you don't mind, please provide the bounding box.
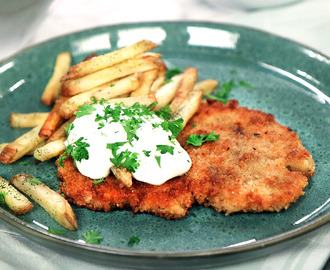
[142,150,151,157]
[18,160,35,166]
[156,145,174,155]
[64,123,74,136]
[165,67,181,80]
[82,230,103,244]
[29,177,42,184]
[74,103,96,118]
[0,192,6,206]
[155,155,161,168]
[128,236,140,246]
[57,137,90,167]
[92,177,105,185]
[186,131,219,146]
[48,227,67,235]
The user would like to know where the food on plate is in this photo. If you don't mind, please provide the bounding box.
[11,174,78,230]
[0,39,315,224]
[57,99,315,219]
[9,112,49,128]
[0,125,46,164]
[0,176,33,214]
[41,51,71,106]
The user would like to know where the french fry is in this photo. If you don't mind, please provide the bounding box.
[169,67,198,113]
[47,117,75,144]
[41,52,71,106]
[193,79,219,95]
[0,176,33,215]
[111,166,132,187]
[0,142,45,156]
[34,138,66,162]
[60,73,141,119]
[11,174,78,231]
[10,112,49,128]
[62,40,158,80]
[61,57,159,97]
[39,96,68,138]
[0,125,46,164]
[105,94,157,107]
[130,69,159,97]
[150,75,166,93]
[171,90,203,128]
[154,74,183,110]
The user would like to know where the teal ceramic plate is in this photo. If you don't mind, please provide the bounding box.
[0,22,329,268]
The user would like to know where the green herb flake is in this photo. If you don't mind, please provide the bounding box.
[82,230,103,244]
[92,177,105,185]
[165,67,181,80]
[156,145,174,155]
[128,236,140,246]
[57,137,90,167]
[29,177,42,184]
[186,131,220,147]
[18,160,35,166]
[74,103,96,118]
[239,80,257,89]
[0,192,6,206]
[64,123,74,136]
[155,155,161,168]
[48,227,67,235]
[142,150,151,157]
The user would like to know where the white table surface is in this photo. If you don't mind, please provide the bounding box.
[0,0,329,269]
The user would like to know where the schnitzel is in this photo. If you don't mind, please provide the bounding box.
[57,100,315,219]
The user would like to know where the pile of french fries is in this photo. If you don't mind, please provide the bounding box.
[0,39,219,228]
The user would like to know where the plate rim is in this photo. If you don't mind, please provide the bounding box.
[0,21,329,259]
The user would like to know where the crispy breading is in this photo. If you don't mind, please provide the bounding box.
[57,100,315,218]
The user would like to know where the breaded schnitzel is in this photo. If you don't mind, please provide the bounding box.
[57,100,315,219]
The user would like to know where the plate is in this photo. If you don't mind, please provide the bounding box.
[0,22,329,269]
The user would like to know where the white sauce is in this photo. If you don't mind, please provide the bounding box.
[66,103,191,185]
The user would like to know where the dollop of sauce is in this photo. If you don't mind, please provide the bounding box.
[65,102,191,185]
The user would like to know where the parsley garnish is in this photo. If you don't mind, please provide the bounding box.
[92,177,105,185]
[82,230,103,244]
[18,160,35,165]
[64,123,74,136]
[128,236,140,246]
[142,150,151,157]
[48,227,67,235]
[205,78,256,103]
[57,137,90,167]
[155,155,161,168]
[0,192,6,206]
[74,103,96,118]
[165,67,181,80]
[156,145,174,155]
[186,131,219,146]
[29,177,42,184]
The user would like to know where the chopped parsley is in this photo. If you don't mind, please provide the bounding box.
[92,177,105,185]
[155,155,161,168]
[64,123,74,136]
[156,145,174,155]
[48,227,67,235]
[57,137,90,167]
[128,236,140,246]
[186,131,219,146]
[28,177,42,184]
[82,230,103,244]
[18,160,35,166]
[205,77,256,103]
[165,67,181,80]
[74,103,97,118]
[142,150,151,157]
[0,192,6,206]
